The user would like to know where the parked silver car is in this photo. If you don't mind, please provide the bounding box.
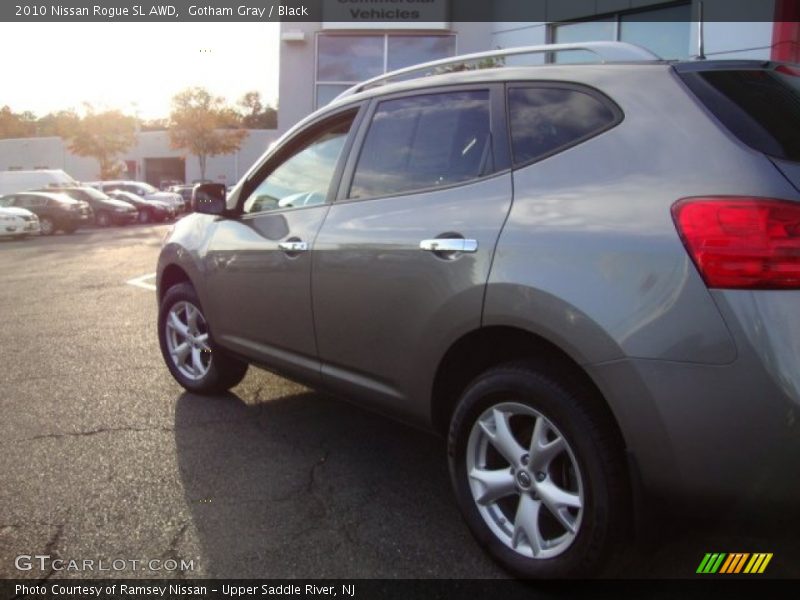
[156,43,800,578]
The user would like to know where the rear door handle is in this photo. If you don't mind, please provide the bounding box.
[419,238,478,253]
[278,240,308,252]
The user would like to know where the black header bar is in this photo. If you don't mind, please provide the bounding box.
[0,0,795,23]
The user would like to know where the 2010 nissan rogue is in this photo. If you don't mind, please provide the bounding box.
[156,42,800,578]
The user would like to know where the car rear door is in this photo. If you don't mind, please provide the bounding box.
[311,85,513,423]
[201,105,364,384]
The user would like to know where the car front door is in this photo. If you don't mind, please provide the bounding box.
[202,106,363,383]
[311,85,513,422]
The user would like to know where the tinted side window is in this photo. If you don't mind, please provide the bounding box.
[17,195,44,208]
[508,87,619,166]
[349,90,492,199]
[243,111,356,214]
[682,69,800,163]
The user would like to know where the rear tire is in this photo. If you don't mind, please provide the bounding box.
[448,361,629,578]
[158,282,248,394]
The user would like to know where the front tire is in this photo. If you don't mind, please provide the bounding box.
[448,362,628,578]
[40,217,54,236]
[158,282,248,393]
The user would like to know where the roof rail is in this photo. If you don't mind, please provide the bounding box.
[335,41,660,100]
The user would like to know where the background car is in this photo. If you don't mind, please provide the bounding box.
[0,191,91,235]
[167,184,195,212]
[49,186,137,227]
[107,190,176,223]
[86,180,185,213]
[0,205,39,239]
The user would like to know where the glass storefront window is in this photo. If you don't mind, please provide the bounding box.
[619,5,692,60]
[317,35,384,82]
[387,36,457,71]
[550,3,691,63]
[316,34,456,108]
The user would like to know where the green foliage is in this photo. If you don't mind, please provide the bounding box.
[0,106,37,138]
[238,91,278,130]
[169,87,248,180]
[67,109,137,179]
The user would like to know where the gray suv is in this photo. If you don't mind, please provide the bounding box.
[157,42,800,577]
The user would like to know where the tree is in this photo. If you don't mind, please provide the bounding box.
[238,91,277,129]
[36,110,81,138]
[0,106,36,139]
[67,109,137,179]
[169,87,248,181]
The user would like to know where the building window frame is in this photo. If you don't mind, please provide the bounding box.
[546,1,692,62]
[314,32,458,109]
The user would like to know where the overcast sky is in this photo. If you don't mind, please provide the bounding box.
[0,22,280,119]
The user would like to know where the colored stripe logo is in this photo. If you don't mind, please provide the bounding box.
[697,552,773,574]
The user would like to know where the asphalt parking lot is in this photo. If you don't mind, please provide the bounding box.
[0,225,798,581]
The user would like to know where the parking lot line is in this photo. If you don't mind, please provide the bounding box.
[126,272,157,291]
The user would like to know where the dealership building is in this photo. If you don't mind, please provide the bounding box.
[278,0,799,131]
[1,0,798,186]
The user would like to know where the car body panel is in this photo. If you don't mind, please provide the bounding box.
[201,206,331,384]
[313,173,513,423]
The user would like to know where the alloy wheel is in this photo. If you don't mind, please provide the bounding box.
[164,301,212,381]
[466,401,585,559]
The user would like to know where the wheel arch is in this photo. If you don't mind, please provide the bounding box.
[158,263,192,303]
[430,326,626,451]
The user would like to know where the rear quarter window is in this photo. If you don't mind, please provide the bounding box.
[508,86,621,166]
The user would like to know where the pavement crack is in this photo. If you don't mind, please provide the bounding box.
[3,418,260,446]
[160,522,189,580]
[12,425,176,443]
[38,523,65,583]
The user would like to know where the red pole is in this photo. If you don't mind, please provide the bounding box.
[772,0,800,62]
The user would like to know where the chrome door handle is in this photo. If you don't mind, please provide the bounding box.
[278,240,308,252]
[419,238,478,253]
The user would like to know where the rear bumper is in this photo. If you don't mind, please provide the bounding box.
[587,292,800,508]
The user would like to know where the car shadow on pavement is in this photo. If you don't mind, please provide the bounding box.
[173,390,800,579]
[173,389,503,579]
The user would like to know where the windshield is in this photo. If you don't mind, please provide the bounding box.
[81,187,113,201]
[682,67,800,163]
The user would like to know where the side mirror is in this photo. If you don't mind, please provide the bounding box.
[193,183,227,215]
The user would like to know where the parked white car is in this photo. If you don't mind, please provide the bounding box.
[86,180,184,212]
[0,206,40,239]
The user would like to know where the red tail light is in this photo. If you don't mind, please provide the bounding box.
[671,197,800,289]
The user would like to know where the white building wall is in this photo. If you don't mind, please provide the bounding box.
[0,130,278,185]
